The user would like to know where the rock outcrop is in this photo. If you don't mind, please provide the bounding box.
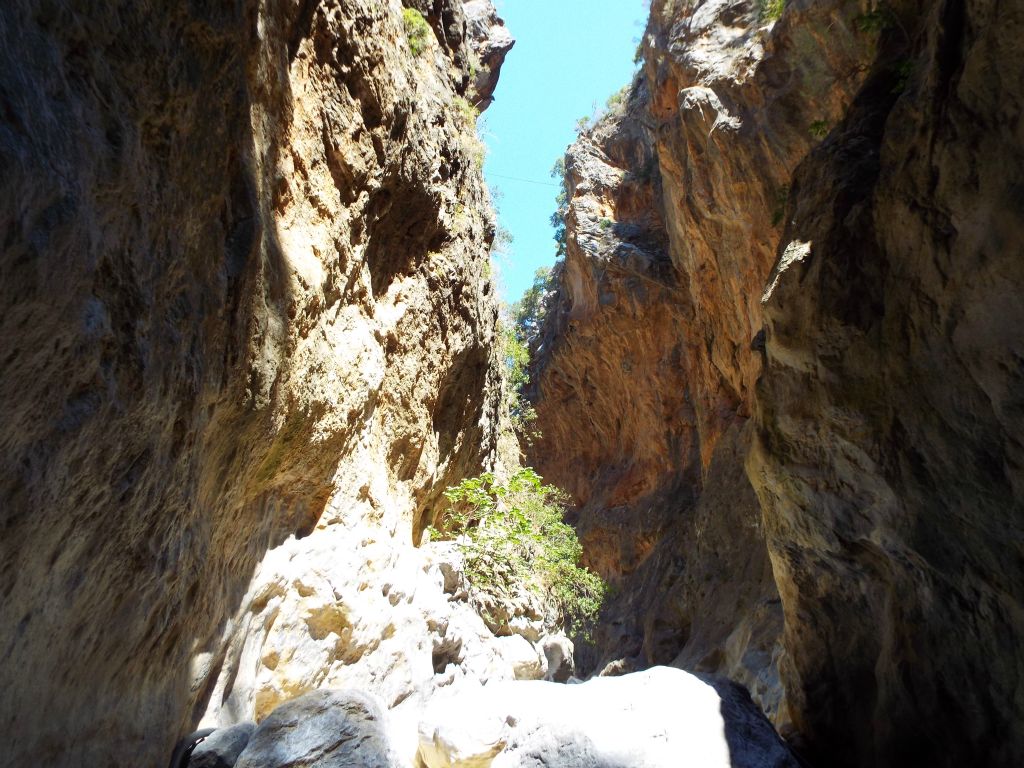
[531,0,1024,765]
[196,527,555,738]
[0,1,512,765]
[531,0,869,715]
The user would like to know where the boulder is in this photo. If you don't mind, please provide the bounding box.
[541,635,574,682]
[235,690,401,768]
[189,723,256,768]
[417,666,798,768]
[496,635,546,680]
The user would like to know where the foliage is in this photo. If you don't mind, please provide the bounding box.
[599,217,613,231]
[403,7,431,57]
[430,469,607,638]
[492,222,513,256]
[511,266,554,344]
[500,267,554,443]
[454,96,479,126]
[633,40,645,66]
[470,138,487,171]
[809,119,830,139]
[550,159,569,259]
[499,321,539,442]
[892,58,913,95]
[574,115,591,134]
[606,85,629,113]
[771,184,790,228]
[759,0,785,22]
[853,8,889,33]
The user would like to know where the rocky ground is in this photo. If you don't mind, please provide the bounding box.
[187,667,797,768]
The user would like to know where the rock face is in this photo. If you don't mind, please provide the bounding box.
[0,1,512,766]
[527,28,802,719]
[531,0,1024,766]
[416,666,799,768]
[748,0,1024,765]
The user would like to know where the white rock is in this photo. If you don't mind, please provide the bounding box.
[496,635,545,680]
[541,635,574,682]
[416,666,799,768]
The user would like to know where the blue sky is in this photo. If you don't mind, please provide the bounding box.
[481,0,648,302]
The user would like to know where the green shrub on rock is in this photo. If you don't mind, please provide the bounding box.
[403,7,431,57]
[760,0,785,22]
[430,468,607,639]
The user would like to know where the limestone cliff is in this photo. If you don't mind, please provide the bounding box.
[531,0,1024,764]
[529,0,877,720]
[750,0,1024,764]
[527,78,784,717]
[0,1,513,765]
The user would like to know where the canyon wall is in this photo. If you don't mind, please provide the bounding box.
[749,0,1024,764]
[529,0,876,723]
[531,0,1024,764]
[0,1,512,765]
[527,78,785,717]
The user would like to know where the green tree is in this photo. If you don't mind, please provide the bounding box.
[550,159,569,259]
[511,267,553,344]
[431,469,607,639]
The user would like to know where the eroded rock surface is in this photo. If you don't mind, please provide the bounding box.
[0,1,510,765]
[748,0,1024,765]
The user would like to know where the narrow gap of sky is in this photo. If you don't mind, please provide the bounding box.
[481,0,649,303]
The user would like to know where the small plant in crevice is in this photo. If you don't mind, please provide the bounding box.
[760,0,786,23]
[809,119,830,139]
[550,158,569,259]
[853,8,889,34]
[771,184,790,228]
[599,217,613,231]
[403,7,431,57]
[429,468,607,640]
[891,58,913,95]
[852,2,911,44]
[606,85,629,113]
[454,96,479,126]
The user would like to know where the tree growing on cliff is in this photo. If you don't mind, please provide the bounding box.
[501,267,556,443]
[550,158,569,259]
[511,266,554,344]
